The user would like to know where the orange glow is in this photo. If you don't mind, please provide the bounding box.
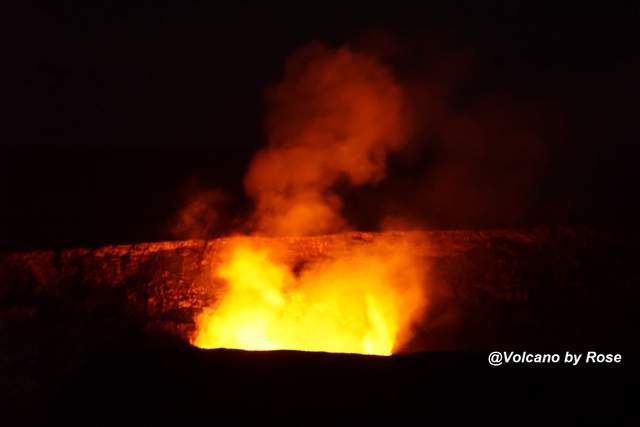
[192,236,427,355]
[244,44,410,236]
[190,44,424,355]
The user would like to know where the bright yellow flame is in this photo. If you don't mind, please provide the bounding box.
[192,236,427,355]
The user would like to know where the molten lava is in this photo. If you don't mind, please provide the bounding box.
[192,236,427,355]
[190,44,425,355]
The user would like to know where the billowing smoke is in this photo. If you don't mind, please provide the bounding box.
[170,185,227,240]
[344,32,555,230]
[244,43,410,236]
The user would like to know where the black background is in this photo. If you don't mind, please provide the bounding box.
[1,1,639,250]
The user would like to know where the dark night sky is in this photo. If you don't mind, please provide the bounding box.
[1,2,639,250]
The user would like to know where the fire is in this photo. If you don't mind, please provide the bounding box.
[192,236,427,355]
[189,43,426,355]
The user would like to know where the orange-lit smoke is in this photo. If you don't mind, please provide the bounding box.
[171,188,227,240]
[191,44,428,355]
[244,43,410,236]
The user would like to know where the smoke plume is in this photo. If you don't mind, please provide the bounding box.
[244,43,411,235]
[170,186,227,240]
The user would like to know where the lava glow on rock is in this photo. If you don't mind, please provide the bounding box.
[191,236,428,355]
[190,44,427,355]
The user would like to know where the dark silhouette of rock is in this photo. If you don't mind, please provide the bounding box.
[1,228,636,353]
[1,228,637,421]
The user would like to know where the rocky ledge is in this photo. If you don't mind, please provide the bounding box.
[1,228,636,353]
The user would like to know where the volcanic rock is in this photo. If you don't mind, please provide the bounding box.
[1,228,636,353]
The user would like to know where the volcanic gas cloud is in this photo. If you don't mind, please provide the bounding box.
[192,43,428,355]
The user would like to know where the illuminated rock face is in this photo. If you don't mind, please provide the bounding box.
[0,228,634,352]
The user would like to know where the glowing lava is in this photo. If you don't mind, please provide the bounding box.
[192,236,427,355]
[190,44,425,355]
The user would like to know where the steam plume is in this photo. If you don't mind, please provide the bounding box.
[244,43,410,235]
